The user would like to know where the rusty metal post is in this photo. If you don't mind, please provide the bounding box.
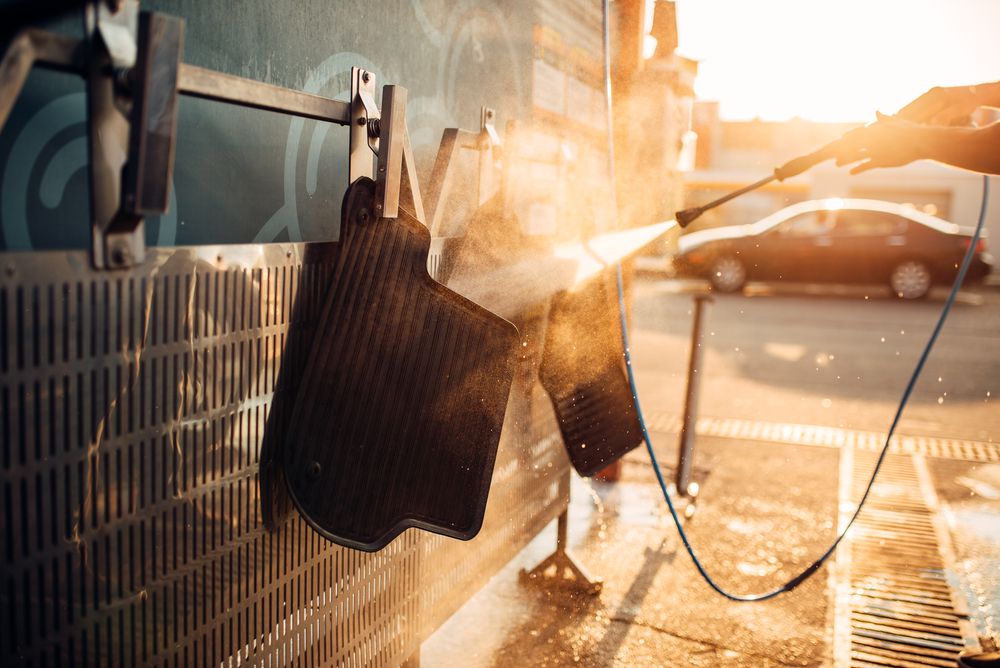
[519,508,603,595]
[677,293,712,497]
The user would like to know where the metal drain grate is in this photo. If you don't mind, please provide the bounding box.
[832,449,979,667]
[644,413,1000,463]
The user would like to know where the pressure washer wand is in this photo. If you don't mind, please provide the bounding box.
[675,139,843,228]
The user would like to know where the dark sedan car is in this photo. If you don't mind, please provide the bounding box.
[672,198,994,299]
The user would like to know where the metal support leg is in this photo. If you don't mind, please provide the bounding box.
[519,510,603,595]
[676,294,712,499]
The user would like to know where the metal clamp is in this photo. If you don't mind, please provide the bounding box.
[425,106,504,236]
[84,1,184,269]
[85,0,140,269]
[375,85,425,223]
[349,67,379,185]
[477,107,501,207]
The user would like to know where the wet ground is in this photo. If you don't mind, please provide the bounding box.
[425,438,838,666]
[423,278,1000,666]
[929,458,1000,646]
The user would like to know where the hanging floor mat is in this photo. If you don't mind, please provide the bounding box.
[539,275,643,476]
[282,178,518,552]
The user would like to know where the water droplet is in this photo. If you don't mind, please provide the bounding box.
[880,337,885,342]
[938,396,944,404]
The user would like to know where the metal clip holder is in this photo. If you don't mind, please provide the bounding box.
[425,106,503,237]
[87,1,184,268]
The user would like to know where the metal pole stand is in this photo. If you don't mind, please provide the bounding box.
[519,510,603,596]
[675,293,712,520]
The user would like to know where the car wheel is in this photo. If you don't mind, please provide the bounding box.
[709,256,747,293]
[890,259,932,299]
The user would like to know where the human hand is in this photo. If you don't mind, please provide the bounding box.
[896,84,984,125]
[833,113,926,174]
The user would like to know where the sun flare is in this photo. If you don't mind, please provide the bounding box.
[676,0,1000,122]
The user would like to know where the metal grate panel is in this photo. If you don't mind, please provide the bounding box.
[832,449,978,667]
[643,413,1000,463]
[0,244,569,667]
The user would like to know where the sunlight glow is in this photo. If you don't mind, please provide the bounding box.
[676,0,1000,122]
[643,34,659,60]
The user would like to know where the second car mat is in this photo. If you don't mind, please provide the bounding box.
[539,274,643,476]
[282,178,519,552]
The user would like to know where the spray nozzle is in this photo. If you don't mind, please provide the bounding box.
[675,207,704,228]
[674,137,847,229]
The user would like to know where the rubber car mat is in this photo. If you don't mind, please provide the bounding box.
[282,178,519,552]
[539,275,643,476]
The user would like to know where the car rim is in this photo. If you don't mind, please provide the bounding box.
[712,257,745,291]
[890,261,931,299]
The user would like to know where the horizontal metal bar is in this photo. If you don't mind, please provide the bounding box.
[28,27,83,70]
[13,28,351,125]
[0,28,83,129]
[177,64,350,124]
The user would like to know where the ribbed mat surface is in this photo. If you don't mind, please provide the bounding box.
[539,276,642,476]
[283,178,518,551]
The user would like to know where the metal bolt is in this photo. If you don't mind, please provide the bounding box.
[357,116,367,126]
[307,461,322,480]
[362,71,371,84]
[110,245,128,267]
[114,67,134,94]
[358,209,371,225]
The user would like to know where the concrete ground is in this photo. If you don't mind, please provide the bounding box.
[422,277,1000,666]
[424,439,838,667]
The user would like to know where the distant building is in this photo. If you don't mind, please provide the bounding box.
[683,102,1000,270]
[613,1,698,233]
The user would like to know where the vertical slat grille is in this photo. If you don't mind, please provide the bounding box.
[0,244,569,667]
